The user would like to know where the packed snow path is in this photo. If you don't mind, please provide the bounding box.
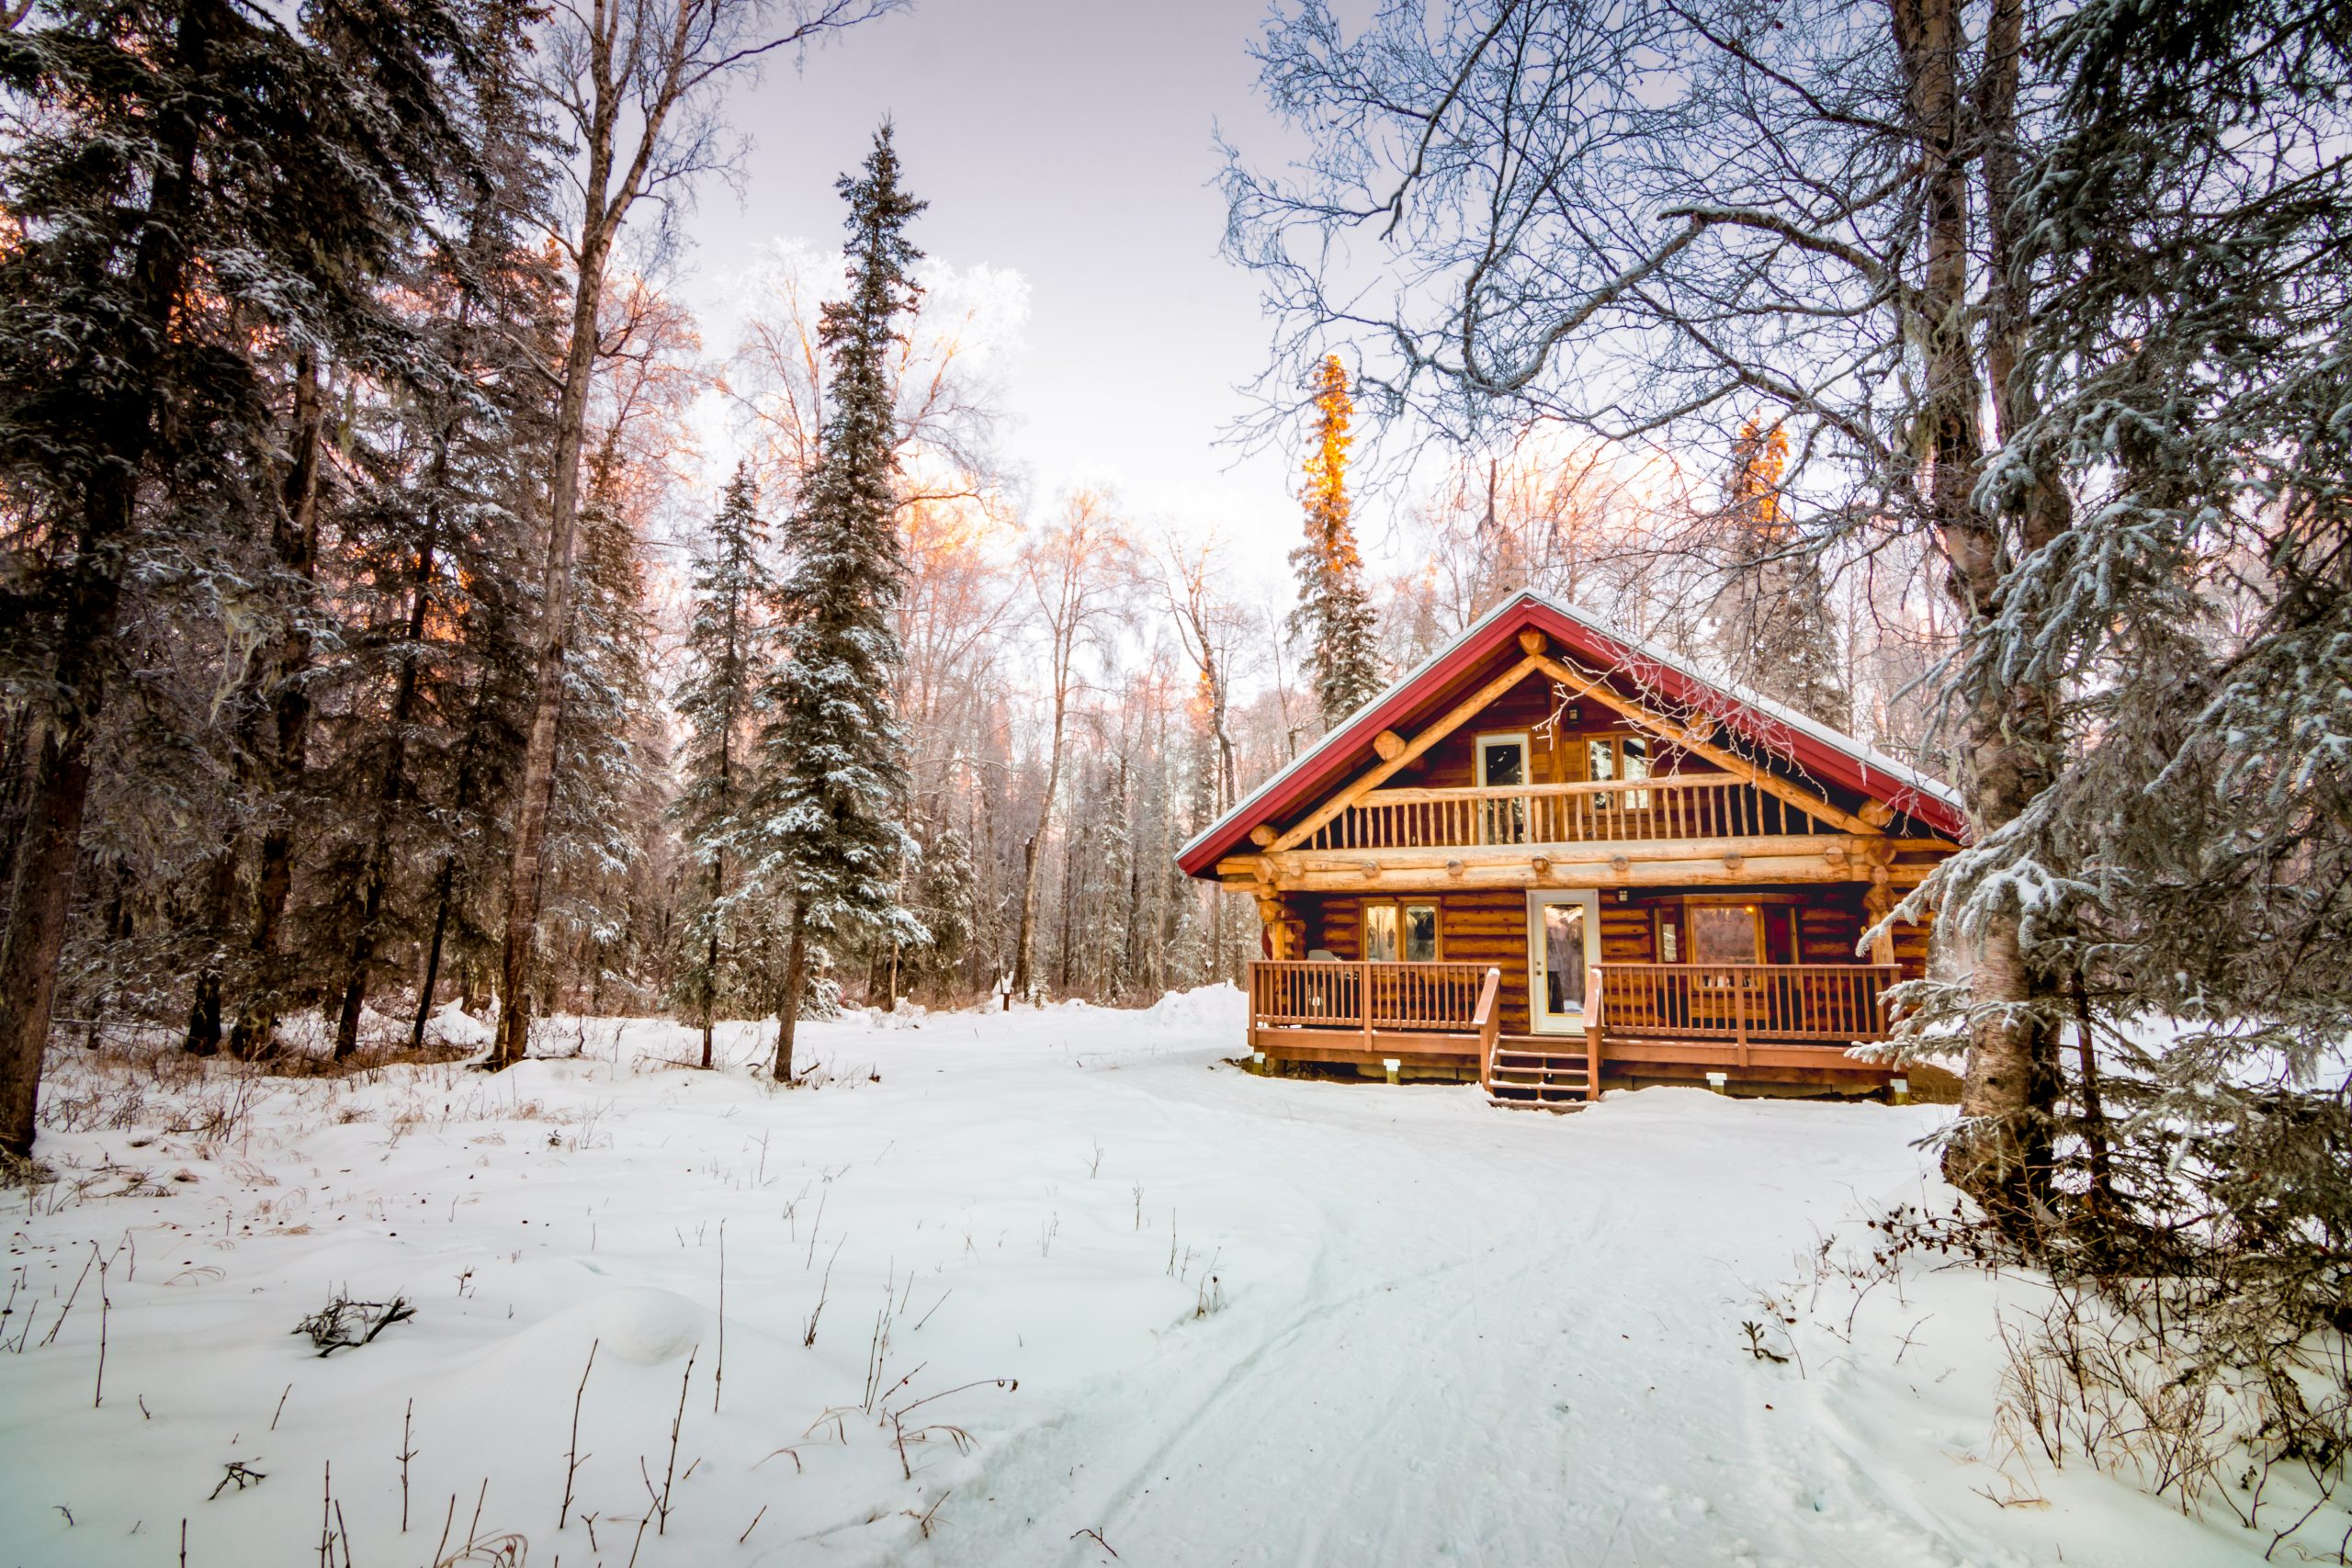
[1,992,2263,1566]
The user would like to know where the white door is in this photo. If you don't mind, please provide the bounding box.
[1525,890,1601,1035]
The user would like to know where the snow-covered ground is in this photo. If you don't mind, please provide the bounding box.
[0,989,2287,1566]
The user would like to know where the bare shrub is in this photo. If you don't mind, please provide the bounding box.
[294,1293,415,1355]
[1883,1193,2352,1561]
[1991,1282,2234,1506]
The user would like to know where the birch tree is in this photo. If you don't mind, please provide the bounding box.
[1161,532,1255,981]
[488,0,898,1069]
[1010,490,1132,999]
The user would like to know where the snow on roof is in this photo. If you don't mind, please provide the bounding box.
[1177,589,1965,877]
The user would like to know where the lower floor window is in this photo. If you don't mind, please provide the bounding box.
[1689,905,1758,964]
[1364,901,1440,963]
[1672,899,1804,964]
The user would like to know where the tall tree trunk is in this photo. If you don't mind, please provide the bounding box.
[409,660,499,1055]
[1124,816,1146,995]
[1012,834,1041,998]
[0,6,208,1156]
[491,171,620,1070]
[773,904,808,1083]
[1893,0,2061,1224]
[409,852,456,1054]
[183,971,223,1056]
[330,835,390,1057]
[700,853,722,1069]
[1057,820,1078,992]
[331,438,447,1059]
[1012,685,1069,999]
[0,717,105,1156]
[181,840,237,1055]
[1208,659,1240,984]
[0,710,36,912]
[227,348,328,1060]
[699,698,734,1066]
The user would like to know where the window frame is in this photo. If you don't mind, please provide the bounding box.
[1583,731,1655,807]
[1685,902,1765,964]
[1361,898,1442,964]
[1668,894,1808,965]
[1473,730,1532,788]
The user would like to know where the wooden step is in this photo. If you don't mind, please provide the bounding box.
[1484,1043,1594,1111]
[1486,1088,1589,1111]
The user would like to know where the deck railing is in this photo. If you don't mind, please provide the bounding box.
[1475,967,1504,1081]
[1293,775,1827,852]
[1250,959,1895,1045]
[1594,963,1897,1043]
[1250,959,1494,1034]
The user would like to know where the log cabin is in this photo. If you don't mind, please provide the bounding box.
[1177,591,1962,1106]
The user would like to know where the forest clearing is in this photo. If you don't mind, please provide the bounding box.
[0,994,2293,1567]
[3,0,2346,1562]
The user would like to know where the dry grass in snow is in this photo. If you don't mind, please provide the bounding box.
[0,987,2310,1566]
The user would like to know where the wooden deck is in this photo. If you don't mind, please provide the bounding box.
[1246,958,1900,1102]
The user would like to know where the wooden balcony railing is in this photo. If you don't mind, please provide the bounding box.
[1594,963,1897,1043]
[1250,959,1894,1046]
[1250,959,1495,1035]
[1292,775,1829,852]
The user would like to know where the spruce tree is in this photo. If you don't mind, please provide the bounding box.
[1968,0,2352,1262]
[543,436,662,1010]
[1712,418,1851,729]
[752,123,929,1082]
[0,0,462,1155]
[906,825,976,999]
[1287,354,1383,729]
[308,0,561,1058]
[673,462,772,1066]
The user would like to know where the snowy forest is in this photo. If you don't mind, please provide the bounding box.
[0,0,1971,1096]
[1,0,2350,1562]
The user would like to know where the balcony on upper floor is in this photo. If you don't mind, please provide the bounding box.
[1285,775,1839,854]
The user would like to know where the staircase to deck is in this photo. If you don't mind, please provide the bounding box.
[1484,1040,1593,1110]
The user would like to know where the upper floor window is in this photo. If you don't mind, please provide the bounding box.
[1587,733,1651,807]
[1476,732,1529,787]
[1476,731,1532,842]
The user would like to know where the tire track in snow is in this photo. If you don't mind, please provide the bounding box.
[909,1061,1973,1568]
[936,1068,1633,1567]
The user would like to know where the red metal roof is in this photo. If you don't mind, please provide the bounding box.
[1176,591,1967,877]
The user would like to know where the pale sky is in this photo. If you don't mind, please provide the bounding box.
[678,0,1324,588]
